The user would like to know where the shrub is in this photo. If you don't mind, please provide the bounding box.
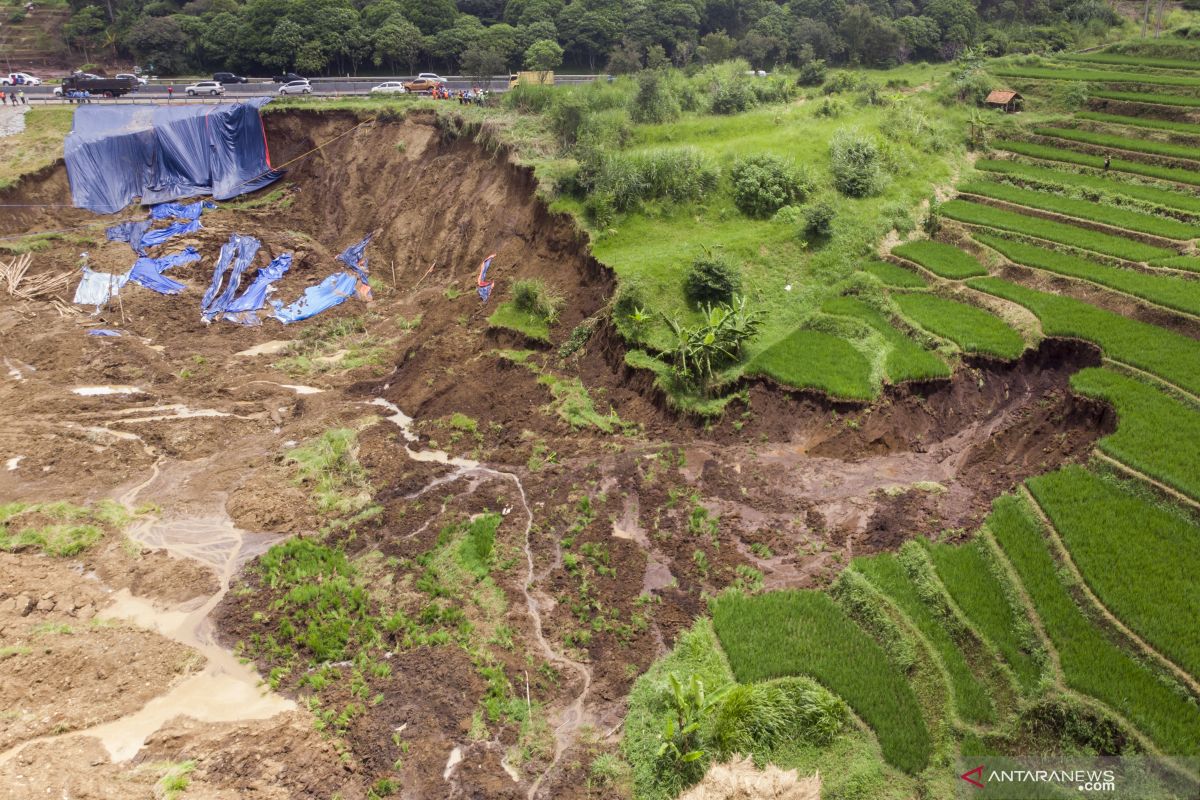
[822,70,865,94]
[829,128,887,198]
[587,148,719,212]
[629,70,680,124]
[710,79,753,114]
[730,154,813,218]
[585,193,616,228]
[797,59,827,87]
[511,279,563,323]
[547,94,588,150]
[803,197,837,239]
[685,253,741,305]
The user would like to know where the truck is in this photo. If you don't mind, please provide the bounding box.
[508,71,554,89]
[54,74,138,98]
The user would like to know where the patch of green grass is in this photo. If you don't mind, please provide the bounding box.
[974,233,1200,316]
[993,66,1200,86]
[1150,255,1200,273]
[284,429,372,517]
[1070,368,1200,503]
[969,277,1200,395]
[859,259,928,288]
[941,199,1175,262]
[488,301,551,343]
[1092,90,1200,108]
[959,180,1200,240]
[1075,111,1200,137]
[822,297,950,383]
[457,513,501,580]
[996,140,1200,187]
[712,589,932,773]
[157,760,196,800]
[0,107,74,190]
[1028,466,1200,680]
[989,493,1200,757]
[536,372,631,433]
[1062,53,1200,71]
[0,500,130,557]
[975,159,1200,215]
[274,315,387,376]
[924,537,1044,694]
[747,328,876,400]
[892,240,987,279]
[893,293,1025,359]
[853,551,994,724]
[1034,126,1200,163]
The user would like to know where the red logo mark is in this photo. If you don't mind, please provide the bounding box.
[961,765,985,789]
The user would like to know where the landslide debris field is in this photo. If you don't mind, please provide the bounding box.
[1,59,1198,799]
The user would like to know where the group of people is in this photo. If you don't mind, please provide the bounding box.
[426,86,488,105]
[63,90,94,103]
[0,89,27,105]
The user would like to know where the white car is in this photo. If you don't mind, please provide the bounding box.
[185,81,225,96]
[417,73,445,84]
[370,81,407,95]
[116,73,148,86]
[2,72,40,86]
[278,79,312,95]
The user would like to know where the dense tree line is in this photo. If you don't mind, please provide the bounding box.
[59,0,1121,76]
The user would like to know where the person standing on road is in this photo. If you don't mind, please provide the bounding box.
[0,91,7,106]
[18,89,26,105]
[167,85,174,101]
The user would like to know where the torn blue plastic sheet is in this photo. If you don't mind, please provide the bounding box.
[64,99,281,214]
[223,252,292,325]
[127,247,200,295]
[73,267,129,308]
[106,220,153,255]
[202,234,260,320]
[139,217,202,250]
[272,271,359,324]
[477,253,496,302]
[336,234,372,281]
[87,329,122,337]
[150,200,216,221]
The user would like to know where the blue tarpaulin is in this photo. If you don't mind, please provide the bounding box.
[64,99,281,214]
[127,247,201,295]
[150,200,216,221]
[223,252,292,325]
[272,271,360,324]
[106,220,152,254]
[477,254,496,302]
[87,329,122,337]
[73,266,129,308]
[202,234,260,320]
[336,234,372,281]
[140,217,202,250]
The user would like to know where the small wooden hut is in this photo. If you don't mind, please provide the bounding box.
[985,90,1023,113]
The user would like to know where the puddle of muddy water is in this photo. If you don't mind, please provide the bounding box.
[235,340,292,357]
[72,386,143,396]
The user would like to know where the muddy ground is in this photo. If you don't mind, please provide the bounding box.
[0,109,1116,798]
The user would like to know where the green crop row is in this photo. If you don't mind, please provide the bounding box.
[973,233,1200,317]
[891,240,988,279]
[1151,255,1200,273]
[1093,90,1200,108]
[959,180,1200,240]
[968,277,1200,395]
[823,296,951,383]
[976,159,1200,215]
[894,292,1025,360]
[924,537,1044,694]
[1028,466,1200,684]
[989,494,1200,757]
[747,328,875,400]
[996,140,1200,188]
[711,589,933,773]
[1062,52,1200,71]
[1075,111,1200,137]
[860,259,928,288]
[941,199,1176,262]
[853,553,995,724]
[993,66,1200,87]
[1070,367,1200,503]
[1034,127,1200,163]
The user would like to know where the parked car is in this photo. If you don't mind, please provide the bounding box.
[417,73,445,84]
[2,72,41,86]
[272,72,304,83]
[370,81,407,95]
[213,72,248,84]
[115,73,147,86]
[401,78,439,93]
[278,79,312,95]
[185,80,225,96]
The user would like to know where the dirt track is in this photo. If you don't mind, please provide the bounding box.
[0,109,1116,797]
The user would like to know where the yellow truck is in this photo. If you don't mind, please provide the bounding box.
[508,71,554,89]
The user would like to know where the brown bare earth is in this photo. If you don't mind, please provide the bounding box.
[0,108,1116,797]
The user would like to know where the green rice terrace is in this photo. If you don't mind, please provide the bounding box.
[2,12,1200,800]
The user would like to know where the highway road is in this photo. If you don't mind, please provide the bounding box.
[11,74,604,103]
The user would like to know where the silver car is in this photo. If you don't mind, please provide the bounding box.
[370,81,407,95]
[278,80,312,95]
[185,80,225,96]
